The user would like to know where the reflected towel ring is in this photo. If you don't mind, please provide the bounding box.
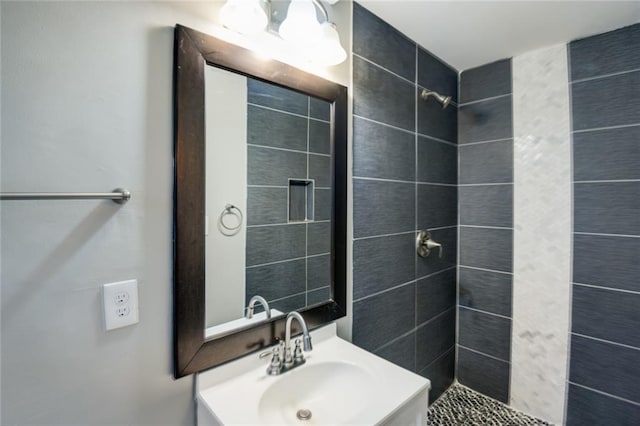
[218,204,243,236]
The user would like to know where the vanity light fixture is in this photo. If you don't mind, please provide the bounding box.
[220,0,268,35]
[279,0,323,45]
[316,21,347,65]
[219,0,347,66]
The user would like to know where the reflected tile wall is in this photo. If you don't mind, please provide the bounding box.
[245,80,332,309]
[352,2,458,403]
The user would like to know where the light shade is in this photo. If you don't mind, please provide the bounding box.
[314,22,347,65]
[279,0,322,45]
[220,0,268,35]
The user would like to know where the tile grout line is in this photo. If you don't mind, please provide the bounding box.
[574,179,640,184]
[570,66,640,84]
[564,42,575,426]
[248,143,331,157]
[417,132,458,147]
[568,381,640,407]
[458,93,512,106]
[458,137,513,147]
[455,63,462,384]
[354,227,458,242]
[459,305,512,320]
[353,113,458,146]
[247,220,330,228]
[459,264,513,275]
[353,175,457,186]
[414,42,419,374]
[353,279,416,303]
[460,224,514,230]
[353,52,416,86]
[305,97,310,307]
[246,252,330,269]
[572,122,640,133]
[508,57,514,404]
[458,344,510,364]
[247,102,330,123]
[415,266,457,283]
[353,229,415,241]
[459,182,513,187]
[415,306,456,331]
[412,43,420,372]
[574,231,640,238]
[571,332,640,352]
[353,114,415,136]
[418,344,456,374]
[573,281,640,295]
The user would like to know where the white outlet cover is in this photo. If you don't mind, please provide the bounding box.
[103,279,139,331]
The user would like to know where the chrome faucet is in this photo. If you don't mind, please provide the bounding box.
[245,295,271,319]
[259,311,312,375]
[283,311,313,368]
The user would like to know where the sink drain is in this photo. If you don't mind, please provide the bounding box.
[296,408,312,421]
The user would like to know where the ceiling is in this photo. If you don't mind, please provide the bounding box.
[356,1,640,71]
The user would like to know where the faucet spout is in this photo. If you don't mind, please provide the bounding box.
[283,311,312,368]
[285,311,312,350]
[246,295,271,319]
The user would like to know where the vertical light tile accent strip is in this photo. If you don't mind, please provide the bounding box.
[511,44,572,424]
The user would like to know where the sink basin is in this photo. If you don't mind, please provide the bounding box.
[258,362,375,425]
[196,323,430,425]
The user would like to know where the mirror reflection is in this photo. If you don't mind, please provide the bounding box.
[204,66,333,338]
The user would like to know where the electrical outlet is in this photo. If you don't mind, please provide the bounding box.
[103,279,139,331]
[114,291,129,305]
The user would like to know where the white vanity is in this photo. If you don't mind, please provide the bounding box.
[196,323,430,425]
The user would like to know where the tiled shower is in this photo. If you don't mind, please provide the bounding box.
[351,2,458,404]
[351,3,639,424]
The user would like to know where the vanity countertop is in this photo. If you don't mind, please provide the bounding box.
[196,322,430,425]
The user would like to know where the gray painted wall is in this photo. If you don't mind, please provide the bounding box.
[0,1,351,424]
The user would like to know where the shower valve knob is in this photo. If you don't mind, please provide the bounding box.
[416,230,443,258]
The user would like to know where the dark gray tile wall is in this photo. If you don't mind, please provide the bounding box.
[245,79,332,310]
[352,3,458,402]
[567,23,640,422]
[457,59,513,401]
[457,347,510,403]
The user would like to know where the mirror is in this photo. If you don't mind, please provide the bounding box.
[173,25,347,378]
[204,68,333,339]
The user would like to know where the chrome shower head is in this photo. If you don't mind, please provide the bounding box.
[421,89,452,109]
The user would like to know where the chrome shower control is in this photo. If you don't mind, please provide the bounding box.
[416,230,443,258]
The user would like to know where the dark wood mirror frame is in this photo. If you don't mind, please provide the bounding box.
[173,25,348,378]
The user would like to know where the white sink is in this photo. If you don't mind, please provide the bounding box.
[258,361,375,425]
[196,323,430,425]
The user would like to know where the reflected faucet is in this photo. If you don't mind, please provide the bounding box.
[246,295,271,319]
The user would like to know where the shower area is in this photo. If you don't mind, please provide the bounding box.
[351,3,639,425]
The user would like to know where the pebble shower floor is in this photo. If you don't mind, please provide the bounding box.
[427,384,554,425]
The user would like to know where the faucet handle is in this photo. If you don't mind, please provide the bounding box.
[259,346,282,375]
[293,339,306,364]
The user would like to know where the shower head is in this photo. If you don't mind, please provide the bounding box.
[421,89,452,109]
